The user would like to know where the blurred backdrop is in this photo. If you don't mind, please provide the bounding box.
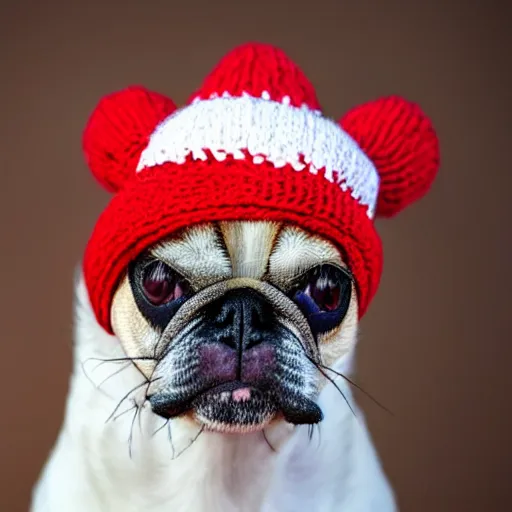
[1,1,511,510]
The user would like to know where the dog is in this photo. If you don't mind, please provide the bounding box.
[31,41,440,511]
[31,221,397,511]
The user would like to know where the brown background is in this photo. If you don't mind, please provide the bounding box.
[1,0,510,511]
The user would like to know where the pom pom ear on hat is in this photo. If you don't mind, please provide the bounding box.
[82,86,177,193]
[340,96,440,218]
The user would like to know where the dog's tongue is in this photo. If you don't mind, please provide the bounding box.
[231,387,252,402]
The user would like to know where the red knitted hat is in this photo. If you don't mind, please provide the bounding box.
[82,42,440,334]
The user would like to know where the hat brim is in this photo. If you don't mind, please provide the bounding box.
[83,159,382,333]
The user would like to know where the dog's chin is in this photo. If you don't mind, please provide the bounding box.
[150,378,324,433]
[182,382,324,434]
[191,383,279,434]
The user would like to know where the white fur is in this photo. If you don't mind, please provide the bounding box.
[136,94,380,218]
[31,274,397,511]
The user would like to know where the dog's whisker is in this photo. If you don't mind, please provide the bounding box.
[292,343,355,416]
[85,356,158,365]
[309,423,322,449]
[313,363,356,417]
[150,419,177,460]
[307,424,314,442]
[171,426,205,461]
[137,402,145,434]
[105,379,156,424]
[261,429,277,453]
[81,355,156,397]
[127,404,141,460]
[81,358,141,401]
[96,362,132,390]
[135,378,156,435]
[80,359,114,399]
[90,360,110,374]
[316,362,394,416]
[152,418,170,438]
[167,421,176,459]
[111,401,138,423]
[83,355,156,380]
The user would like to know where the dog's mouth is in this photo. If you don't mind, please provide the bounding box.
[150,381,323,434]
[192,381,279,433]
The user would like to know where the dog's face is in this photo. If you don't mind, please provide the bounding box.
[111,221,358,434]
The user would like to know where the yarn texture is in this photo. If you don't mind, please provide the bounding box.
[83,86,176,193]
[82,42,440,334]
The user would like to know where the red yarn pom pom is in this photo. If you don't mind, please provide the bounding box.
[340,96,440,217]
[82,86,177,193]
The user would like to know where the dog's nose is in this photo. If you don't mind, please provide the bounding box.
[203,288,274,350]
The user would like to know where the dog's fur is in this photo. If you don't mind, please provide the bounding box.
[31,222,397,511]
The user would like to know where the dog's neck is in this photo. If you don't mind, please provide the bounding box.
[31,275,396,512]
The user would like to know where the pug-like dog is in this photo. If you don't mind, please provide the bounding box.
[31,42,439,511]
[32,222,396,512]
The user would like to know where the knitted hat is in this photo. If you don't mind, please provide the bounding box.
[82,42,440,334]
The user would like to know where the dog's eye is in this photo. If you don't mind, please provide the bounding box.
[129,257,192,330]
[292,265,352,334]
[141,261,190,306]
[306,272,342,312]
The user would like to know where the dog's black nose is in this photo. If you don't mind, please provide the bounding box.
[203,288,275,350]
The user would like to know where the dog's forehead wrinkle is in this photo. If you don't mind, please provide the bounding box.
[268,225,345,287]
[219,221,282,280]
[151,224,232,287]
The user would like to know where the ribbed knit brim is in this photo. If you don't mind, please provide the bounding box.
[83,159,382,334]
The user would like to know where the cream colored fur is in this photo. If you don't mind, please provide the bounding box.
[31,222,397,511]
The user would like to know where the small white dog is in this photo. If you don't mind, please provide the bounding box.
[31,42,439,511]
[32,223,397,511]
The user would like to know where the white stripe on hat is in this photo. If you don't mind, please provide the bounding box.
[137,93,380,218]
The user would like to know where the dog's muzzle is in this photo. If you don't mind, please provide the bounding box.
[147,281,323,432]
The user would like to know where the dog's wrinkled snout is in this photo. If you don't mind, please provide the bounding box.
[147,286,323,426]
[199,288,277,384]
[206,288,274,350]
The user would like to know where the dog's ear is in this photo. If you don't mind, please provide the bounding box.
[82,86,177,193]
